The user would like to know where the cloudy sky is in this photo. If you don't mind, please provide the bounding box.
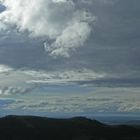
[0,0,140,117]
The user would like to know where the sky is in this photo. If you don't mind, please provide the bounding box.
[0,0,140,117]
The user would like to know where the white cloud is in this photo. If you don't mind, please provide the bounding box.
[0,86,35,95]
[24,69,105,84]
[46,21,92,57]
[0,64,13,73]
[0,0,96,57]
[0,65,105,95]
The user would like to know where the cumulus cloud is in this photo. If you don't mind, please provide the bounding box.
[0,0,96,57]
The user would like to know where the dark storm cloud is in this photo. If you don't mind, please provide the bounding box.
[75,0,140,72]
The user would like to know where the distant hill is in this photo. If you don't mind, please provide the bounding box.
[0,115,140,140]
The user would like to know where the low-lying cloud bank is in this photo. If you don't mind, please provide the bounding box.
[2,87,140,114]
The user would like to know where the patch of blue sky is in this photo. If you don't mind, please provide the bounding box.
[0,4,6,13]
[0,99,14,106]
[34,84,94,95]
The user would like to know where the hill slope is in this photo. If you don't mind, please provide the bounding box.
[0,115,139,140]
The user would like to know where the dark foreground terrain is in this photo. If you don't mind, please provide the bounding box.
[0,115,140,140]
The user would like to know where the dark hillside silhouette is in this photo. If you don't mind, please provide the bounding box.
[0,115,139,140]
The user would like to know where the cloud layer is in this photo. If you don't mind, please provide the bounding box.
[2,87,140,115]
[0,0,140,116]
[0,0,95,57]
[0,65,140,115]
